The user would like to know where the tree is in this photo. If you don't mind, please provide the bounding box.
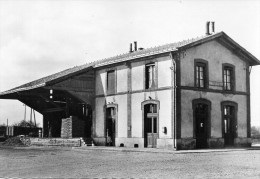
[251,126,260,138]
[13,120,39,128]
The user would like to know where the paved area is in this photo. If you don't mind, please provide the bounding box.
[1,146,260,178]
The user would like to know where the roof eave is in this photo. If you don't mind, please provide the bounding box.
[93,49,178,68]
[177,32,224,50]
[45,66,94,86]
[221,32,260,66]
[0,83,46,97]
[177,31,260,66]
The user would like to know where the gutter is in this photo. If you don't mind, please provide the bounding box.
[0,83,46,96]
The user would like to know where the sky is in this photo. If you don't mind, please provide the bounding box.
[0,0,260,127]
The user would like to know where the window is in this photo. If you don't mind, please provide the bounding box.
[195,62,207,88]
[223,66,234,91]
[148,104,157,114]
[107,70,116,94]
[145,63,155,89]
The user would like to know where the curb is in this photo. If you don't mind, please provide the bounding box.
[72,146,259,154]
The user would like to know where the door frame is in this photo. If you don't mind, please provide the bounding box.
[192,98,211,148]
[105,103,118,146]
[141,100,160,147]
[221,101,238,146]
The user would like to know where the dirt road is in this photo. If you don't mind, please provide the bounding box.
[1,146,260,178]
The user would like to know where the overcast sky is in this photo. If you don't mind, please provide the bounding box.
[0,0,260,127]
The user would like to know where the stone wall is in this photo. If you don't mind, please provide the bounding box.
[61,116,85,138]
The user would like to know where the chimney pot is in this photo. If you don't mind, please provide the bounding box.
[211,21,215,33]
[134,41,137,51]
[206,21,210,35]
[129,43,133,53]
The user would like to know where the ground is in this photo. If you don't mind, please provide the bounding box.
[1,146,260,178]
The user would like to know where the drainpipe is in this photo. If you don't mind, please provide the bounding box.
[169,52,177,149]
[249,66,252,74]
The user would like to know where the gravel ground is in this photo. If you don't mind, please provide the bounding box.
[1,146,260,178]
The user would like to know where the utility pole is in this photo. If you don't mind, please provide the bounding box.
[30,108,32,127]
[33,110,36,127]
[6,118,8,138]
[24,104,26,121]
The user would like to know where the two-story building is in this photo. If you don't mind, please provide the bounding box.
[0,31,259,149]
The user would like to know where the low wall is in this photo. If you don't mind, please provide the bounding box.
[30,138,81,147]
[252,139,260,144]
[177,137,252,150]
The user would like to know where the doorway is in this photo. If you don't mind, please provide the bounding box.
[195,103,209,148]
[223,105,235,146]
[144,104,158,148]
[106,107,116,146]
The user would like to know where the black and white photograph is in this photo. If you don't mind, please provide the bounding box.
[0,0,260,178]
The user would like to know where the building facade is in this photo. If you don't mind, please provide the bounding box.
[0,31,259,150]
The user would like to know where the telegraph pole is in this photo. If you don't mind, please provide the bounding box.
[6,118,8,138]
[23,104,26,121]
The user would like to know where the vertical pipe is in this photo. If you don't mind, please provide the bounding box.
[30,108,32,126]
[24,104,26,121]
[33,110,36,127]
[170,52,177,149]
[6,118,8,137]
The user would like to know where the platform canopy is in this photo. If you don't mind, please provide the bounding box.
[0,64,95,115]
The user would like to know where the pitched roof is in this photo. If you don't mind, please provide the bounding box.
[0,63,93,95]
[1,31,259,96]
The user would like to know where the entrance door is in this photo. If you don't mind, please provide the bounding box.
[223,106,235,146]
[195,103,208,148]
[144,104,158,148]
[106,107,116,146]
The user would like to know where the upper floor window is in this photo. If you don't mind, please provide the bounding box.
[195,60,208,88]
[223,64,235,91]
[107,70,116,94]
[145,63,155,89]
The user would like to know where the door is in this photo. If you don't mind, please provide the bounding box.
[147,116,158,148]
[106,107,116,146]
[144,104,158,148]
[223,106,235,146]
[195,103,208,148]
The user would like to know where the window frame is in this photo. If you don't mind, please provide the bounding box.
[192,98,211,139]
[106,69,116,95]
[194,59,209,89]
[221,101,238,139]
[141,99,160,138]
[222,63,235,91]
[145,62,156,90]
